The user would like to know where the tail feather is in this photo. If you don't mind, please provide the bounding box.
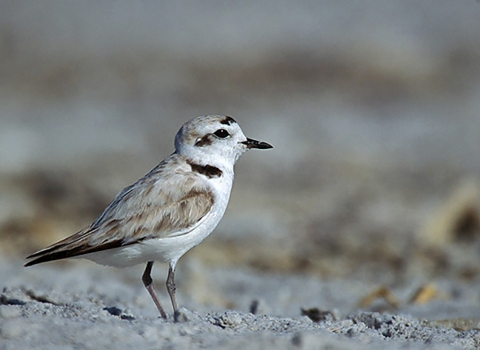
[25,228,127,267]
[25,250,81,267]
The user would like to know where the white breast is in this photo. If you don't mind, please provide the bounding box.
[84,168,234,269]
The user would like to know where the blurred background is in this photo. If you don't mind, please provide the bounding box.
[1,1,480,312]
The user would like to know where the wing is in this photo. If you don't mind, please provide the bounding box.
[25,155,214,266]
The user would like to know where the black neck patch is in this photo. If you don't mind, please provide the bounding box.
[220,116,237,125]
[187,160,222,178]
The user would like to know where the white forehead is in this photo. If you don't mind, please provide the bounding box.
[176,115,242,144]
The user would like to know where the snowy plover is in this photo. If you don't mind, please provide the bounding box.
[25,115,272,319]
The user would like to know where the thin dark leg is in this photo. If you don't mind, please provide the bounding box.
[142,261,167,319]
[166,265,179,322]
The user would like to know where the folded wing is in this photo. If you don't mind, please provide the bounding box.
[25,156,214,266]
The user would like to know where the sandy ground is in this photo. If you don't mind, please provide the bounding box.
[1,1,480,349]
[1,257,480,349]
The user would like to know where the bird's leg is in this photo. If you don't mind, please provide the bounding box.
[166,264,179,322]
[142,261,167,319]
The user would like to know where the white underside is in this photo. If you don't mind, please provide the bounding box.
[82,228,212,269]
[81,174,231,269]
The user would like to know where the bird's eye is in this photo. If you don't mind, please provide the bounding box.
[214,129,229,138]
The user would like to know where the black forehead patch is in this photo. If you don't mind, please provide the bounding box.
[220,116,237,125]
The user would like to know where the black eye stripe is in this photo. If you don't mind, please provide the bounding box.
[214,129,229,138]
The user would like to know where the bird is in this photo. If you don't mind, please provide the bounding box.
[25,115,273,320]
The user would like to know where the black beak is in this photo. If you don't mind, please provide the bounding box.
[242,138,273,150]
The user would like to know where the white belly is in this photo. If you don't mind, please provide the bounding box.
[82,175,231,269]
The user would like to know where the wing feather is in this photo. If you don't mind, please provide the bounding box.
[25,155,214,266]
